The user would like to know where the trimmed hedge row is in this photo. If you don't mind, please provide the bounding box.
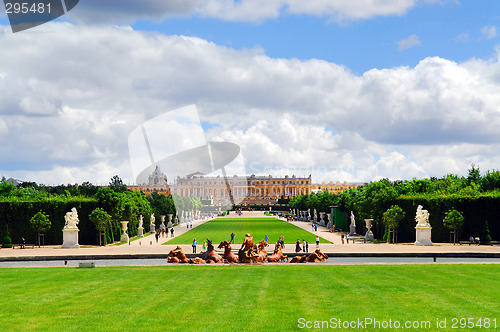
[0,198,100,245]
[392,195,499,243]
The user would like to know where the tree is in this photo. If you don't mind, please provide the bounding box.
[442,209,464,245]
[89,208,112,246]
[109,175,127,193]
[467,164,481,185]
[30,211,51,247]
[0,179,15,196]
[382,205,405,244]
[481,221,492,245]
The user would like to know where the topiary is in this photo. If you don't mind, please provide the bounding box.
[2,235,12,248]
[481,221,492,245]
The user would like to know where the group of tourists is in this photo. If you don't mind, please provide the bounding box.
[295,239,309,253]
[340,232,350,244]
[155,228,174,242]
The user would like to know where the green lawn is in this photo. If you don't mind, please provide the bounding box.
[165,217,331,245]
[0,265,498,331]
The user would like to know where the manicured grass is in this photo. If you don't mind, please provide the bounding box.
[0,264,498,331]
[165,217,331,245]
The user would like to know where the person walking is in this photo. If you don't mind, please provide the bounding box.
[302,239,306,252]
[315,235,320,249]
[264,234,269,243]
[155,230,159,243]
[279,235,285,249]
[202,240,207,253]
[230,232,235,244]
[170,227,174,237]
[341,233,345,245]
[295,239,301,253]
[192,238,198,253]
[346,233,349,244]
[305,241,309,253]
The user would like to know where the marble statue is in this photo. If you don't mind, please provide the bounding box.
[415,205,430,227]
[150,214,155,225]
[350,211,356,227]
[64,207,79,229]
[139,215,144,228]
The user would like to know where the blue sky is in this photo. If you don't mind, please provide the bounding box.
[1,1,500,185]
[130,1,499,73]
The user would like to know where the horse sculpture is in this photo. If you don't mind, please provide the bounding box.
[289,249,328,263]
[204,241,223,263]
[167,246,206,264]
[238,233,259,263]
[289,255,307,263]
[256,240,268,262]
[167,246,189,263]
[218,240,239,263]
[305,249,328,262]
[267,242,288,262]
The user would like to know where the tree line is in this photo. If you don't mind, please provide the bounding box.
[0,175,202,246]
[289,165,498,243]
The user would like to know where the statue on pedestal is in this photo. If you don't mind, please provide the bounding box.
[62,207,80,248]
[139,215,144,228]
[415,205,432,246]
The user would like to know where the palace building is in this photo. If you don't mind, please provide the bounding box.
[175,173,361,205]
[129,166,362,206]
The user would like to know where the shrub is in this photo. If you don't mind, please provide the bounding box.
[2,235,12,248]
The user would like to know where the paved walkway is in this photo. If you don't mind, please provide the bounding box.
[0,211,498,260]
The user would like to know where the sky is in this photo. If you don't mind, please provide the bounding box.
[0,0,500,185]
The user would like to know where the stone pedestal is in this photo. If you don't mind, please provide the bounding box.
[167,214,173,228]
[349,225,356,236]
[150,223,156,233]
[137,227,144,237]
[415,226,433,246]
[120,221,129,243]
[364,219,374,241]
[62,227,80,248]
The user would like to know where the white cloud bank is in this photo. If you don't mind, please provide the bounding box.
[67,0,422,24]
[1,23,500,185]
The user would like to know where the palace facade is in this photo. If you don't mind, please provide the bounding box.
[175,174,361,205]
[128,167,362,205]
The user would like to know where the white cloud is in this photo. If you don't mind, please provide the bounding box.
[398,34,421,51]
[480,25,497,40]
[68,0,420,24]
[1,23,500,185]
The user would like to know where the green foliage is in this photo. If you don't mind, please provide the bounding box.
[289,165,500,242]
[480,169,500,191]
[443,209,464,231]
[30,211,51,247]
[89,208,112,232]
[383,205,405,229]
[2,235,12,247]
[109,175,127,193]
[382,205,405,243]
[0,179,15,196]
[482,221,492,245]
[30,211,51,234]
